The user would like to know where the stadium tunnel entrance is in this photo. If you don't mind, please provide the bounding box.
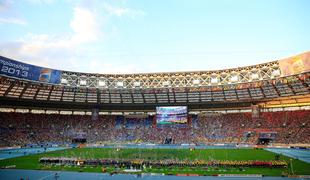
[257,132,277,145]
[72,132,87,144]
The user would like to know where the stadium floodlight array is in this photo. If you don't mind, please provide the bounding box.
[0,54,302,89]
[55,60,289,89]
[1,52,310,89]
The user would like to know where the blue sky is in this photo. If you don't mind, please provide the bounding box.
[0,0,309,73]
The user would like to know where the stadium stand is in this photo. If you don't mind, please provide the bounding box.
[0,110,309,147]
[0,52,309,148]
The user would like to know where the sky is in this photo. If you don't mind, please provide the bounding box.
[0,0,309,74]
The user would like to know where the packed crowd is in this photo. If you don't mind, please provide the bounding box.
[0,110,309,147]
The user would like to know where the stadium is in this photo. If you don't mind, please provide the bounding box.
[0,51,310,179]
[1,1,310,180]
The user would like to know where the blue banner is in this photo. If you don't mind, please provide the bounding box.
[0,56,61,84]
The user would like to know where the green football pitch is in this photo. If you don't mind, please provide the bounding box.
[1,148,310,176]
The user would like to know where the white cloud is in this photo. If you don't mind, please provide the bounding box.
[0,17,27,25]
[19,34,72,54]
[0,0,27,25]
[0,5,103,69]
[25,0,55,4]
[70,6,102,44]
[0,35,78,69]
[104,4,145,18]
[2,5,101,50]
[0,2,146,73]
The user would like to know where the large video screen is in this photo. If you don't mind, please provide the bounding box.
[156,106,188,125]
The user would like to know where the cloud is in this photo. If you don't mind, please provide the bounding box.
[70,6,102,44]
[0,4,103,69]
[0,17,27,25]
[2,5,102,51]
[0,1,146,73]
[104,4,145,18]
[0,34,78,69]
[25,0,55,4]
[0,0,27,25]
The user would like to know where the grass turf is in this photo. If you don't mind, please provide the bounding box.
[0,148,309,176]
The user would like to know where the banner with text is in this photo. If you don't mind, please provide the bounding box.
[0,56,61,84]
[278,52,310,77]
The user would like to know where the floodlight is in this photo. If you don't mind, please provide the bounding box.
[251,73,259,80]
[117,81,124,87]
[98,80,106,87]
[230,75,239,82]
[61,78,67,84]
[193,79,200,85]
[272,69,280,76]
[163,81,170,86]
[134,81,141,87]
[80,80,87,86]
[211,77,218,83]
